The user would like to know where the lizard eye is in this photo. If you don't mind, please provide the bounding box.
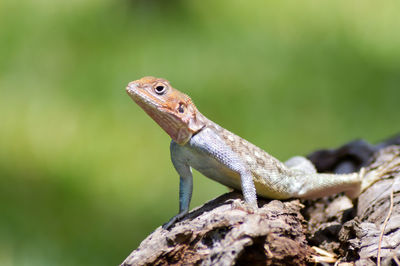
[178,103,185,113]
[154,83,167,95]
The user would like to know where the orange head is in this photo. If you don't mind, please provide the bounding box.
[126,76,206,145]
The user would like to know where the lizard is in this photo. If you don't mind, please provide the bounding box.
[126,76,379,230]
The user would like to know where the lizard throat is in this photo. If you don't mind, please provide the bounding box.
[138,102,198,145]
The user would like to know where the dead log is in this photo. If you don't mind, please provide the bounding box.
[121,146,400,265]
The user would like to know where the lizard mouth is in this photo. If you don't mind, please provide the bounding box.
[126,81,182,125]
[126,82,162,110]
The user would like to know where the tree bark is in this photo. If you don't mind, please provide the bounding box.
[121,146,400,266]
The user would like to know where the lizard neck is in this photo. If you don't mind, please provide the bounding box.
[175,110,208,145]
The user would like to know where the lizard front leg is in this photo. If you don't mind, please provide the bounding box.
[163,145,193,230]
[165,130,258,229]
[189,128,258,208]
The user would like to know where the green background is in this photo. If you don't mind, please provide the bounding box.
[1,0,399,265]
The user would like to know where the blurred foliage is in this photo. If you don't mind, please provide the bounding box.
[0,0,399,265]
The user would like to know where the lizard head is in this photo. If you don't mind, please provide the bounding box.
[126,76,206,145]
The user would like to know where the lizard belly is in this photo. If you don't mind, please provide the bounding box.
[188,150,292,199]
[184,148,243,191]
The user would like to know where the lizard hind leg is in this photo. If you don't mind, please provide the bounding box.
[286,156,363,199]
[285,156,317,174]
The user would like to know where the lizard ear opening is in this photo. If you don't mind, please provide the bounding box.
[174,102,206,145]
[178,103,185,113]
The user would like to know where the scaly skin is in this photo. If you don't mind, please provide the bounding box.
[126,76,366,229]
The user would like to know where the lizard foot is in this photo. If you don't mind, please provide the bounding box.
[162,211,188,230]
[230,199,258,214]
